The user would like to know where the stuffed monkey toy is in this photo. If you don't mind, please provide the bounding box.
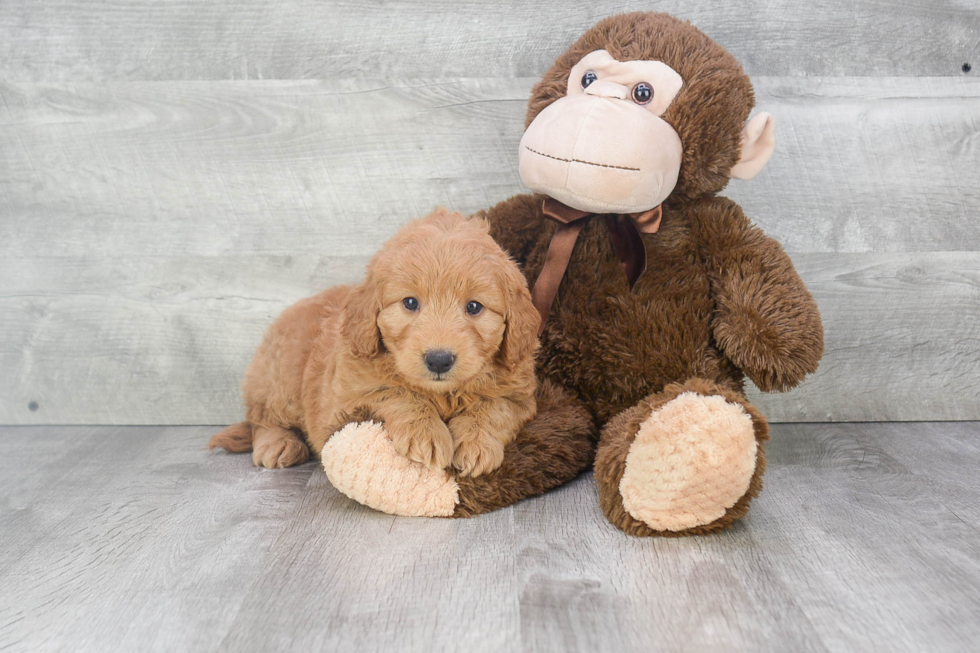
[322,11,824,536]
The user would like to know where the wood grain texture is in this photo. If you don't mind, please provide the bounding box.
[1,423,979,652]
[0,0,977,81]
[3,251,979,425]
[0,426,317,652]
[2,77,979,257]
[747,251,980,422]
[727,76,980,253]
[2,76,979,424]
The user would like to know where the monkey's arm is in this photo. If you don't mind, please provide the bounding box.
[693,197,824,392]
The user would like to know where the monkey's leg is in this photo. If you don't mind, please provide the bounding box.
[594,378,769,536]
[452,380,596,516]
[320,380,597,517]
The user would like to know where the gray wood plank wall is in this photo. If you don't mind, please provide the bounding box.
[1,2,978,425]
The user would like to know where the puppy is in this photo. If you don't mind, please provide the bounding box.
[209,209,540,477]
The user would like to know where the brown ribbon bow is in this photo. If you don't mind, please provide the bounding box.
[530,197,663,335]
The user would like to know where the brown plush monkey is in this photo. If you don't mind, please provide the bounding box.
[322,11,823,536]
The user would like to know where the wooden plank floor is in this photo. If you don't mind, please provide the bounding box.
[1,422,978,652]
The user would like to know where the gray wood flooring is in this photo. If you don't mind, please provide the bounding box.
[1,422,978,652]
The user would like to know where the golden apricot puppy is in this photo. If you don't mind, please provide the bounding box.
[209,209,540,477]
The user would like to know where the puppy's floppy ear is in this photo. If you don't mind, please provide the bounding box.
[341,277,383,358]
[498,261,540,369]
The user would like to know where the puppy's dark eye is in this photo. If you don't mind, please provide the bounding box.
[402,297,419,311]
[632,82,653,105]
[581,71,597,88]
[465,301,484,316]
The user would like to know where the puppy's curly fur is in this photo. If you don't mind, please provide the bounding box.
[210,209,540,477]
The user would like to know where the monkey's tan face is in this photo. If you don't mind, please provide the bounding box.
[519,50,685,214]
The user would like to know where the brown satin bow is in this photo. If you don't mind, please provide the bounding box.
[530,197,663,335]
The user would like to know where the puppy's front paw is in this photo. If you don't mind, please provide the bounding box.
[390,419,454,470]
[449,419,506,477]
[452,437,505,477]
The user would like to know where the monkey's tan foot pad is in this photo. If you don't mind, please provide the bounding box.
[321,421,460,517]
[619,393,757,532]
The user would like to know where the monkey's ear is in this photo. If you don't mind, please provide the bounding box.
[730,112,775,180]
[340,280,383,358]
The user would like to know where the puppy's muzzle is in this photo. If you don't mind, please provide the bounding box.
[424,350,456,375]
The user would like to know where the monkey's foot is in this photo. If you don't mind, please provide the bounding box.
[595,379,768,536]
[620,393,756,531]
[321,421,459,517]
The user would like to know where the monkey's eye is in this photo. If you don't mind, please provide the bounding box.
[632,82,654,105]
[581,71,598,88]
[402,297,420,312]
[465,301,484,316]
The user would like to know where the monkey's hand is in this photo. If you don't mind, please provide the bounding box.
[695,198,824,392]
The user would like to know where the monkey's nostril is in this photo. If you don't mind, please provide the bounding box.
[424,350,456,375]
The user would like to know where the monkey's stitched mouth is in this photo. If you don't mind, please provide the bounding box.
[524,146,640,172]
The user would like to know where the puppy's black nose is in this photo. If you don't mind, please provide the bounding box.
[424,350,456,375]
